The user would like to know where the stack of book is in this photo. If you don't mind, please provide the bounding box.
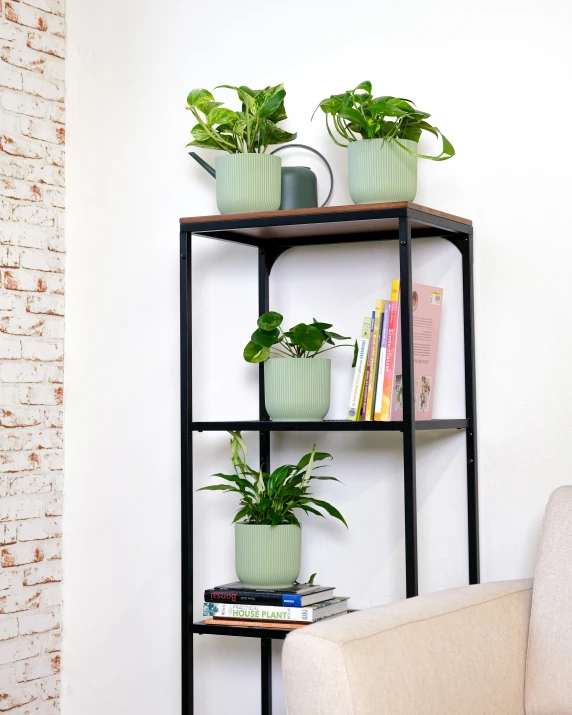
[348,280,443,422]
[202,581,349,631]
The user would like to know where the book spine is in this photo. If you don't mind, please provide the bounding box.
[366,299,383,421]
[204,590,290,606]
[347,318,371,421]
[374,303,390,420]
[204,602,314,622]
[380,280,400,421]
[360,310,376,421]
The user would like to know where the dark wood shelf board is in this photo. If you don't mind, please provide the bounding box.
[180,202,472,243]
[192,419,469,433]
[192,620,291,640]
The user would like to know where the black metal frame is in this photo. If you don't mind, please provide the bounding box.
[180,204,478,715]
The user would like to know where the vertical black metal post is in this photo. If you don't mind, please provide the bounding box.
[180,232,193,714]
[258,247,272,715]
[261,640,273,715]
[399,216,419,598]
[461,232,480,584]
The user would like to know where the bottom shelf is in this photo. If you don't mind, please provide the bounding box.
[192,611,358,641]
[193,620,292,640]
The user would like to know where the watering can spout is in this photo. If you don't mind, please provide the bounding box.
[189,151,216,178]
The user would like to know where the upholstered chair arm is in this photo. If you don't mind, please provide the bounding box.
[283,579,533,715]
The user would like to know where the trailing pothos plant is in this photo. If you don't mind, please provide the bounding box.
[198,431,347,528]
[243,311,357,364]
[186,84,296,154]
[314,81,454,161]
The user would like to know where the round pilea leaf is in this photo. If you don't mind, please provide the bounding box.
[291,324,324,352]
[243,341,270,363]
[251,328,279,347]
[257,311,283,331]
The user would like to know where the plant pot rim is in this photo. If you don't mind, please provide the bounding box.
[350,137,418,144]
[266,356,331,361]
[216,152,281,159]
[235,521,301,528]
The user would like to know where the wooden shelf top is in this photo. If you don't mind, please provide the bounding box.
[180,202,471,227]
[180,202,472,243]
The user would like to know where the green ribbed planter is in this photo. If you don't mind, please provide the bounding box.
[348,138,418,204]
[215,154,281,215]
[235,523,301,589]
[264,358,331,422]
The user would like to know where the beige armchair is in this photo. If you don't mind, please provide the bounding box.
[283,487,572,715]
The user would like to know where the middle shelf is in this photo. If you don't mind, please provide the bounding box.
[191,419,469,433]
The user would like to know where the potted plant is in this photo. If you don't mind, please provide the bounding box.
[198,431,347,588]
[186,84,296,214]
[244,312,356,421]
[314,81,455,204]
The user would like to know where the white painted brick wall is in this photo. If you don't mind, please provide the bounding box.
[0,1,64,711]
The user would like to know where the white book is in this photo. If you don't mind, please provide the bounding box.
[347,317,371,420]
[203,597,349,623]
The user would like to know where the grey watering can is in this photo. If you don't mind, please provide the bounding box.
[189,144,334,210]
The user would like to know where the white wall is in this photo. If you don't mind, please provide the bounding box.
[64,1,572,713]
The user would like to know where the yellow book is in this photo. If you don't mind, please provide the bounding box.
[364,299,385,420]
[347,317,372,421]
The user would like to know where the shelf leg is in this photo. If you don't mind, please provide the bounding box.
[399,216,419,598]
[261,639,273,715]
[258,247,273,715]
[180,231,193,713]
[461,233,480,584]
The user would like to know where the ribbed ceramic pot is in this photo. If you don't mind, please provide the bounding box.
[235,523,301,589]
[348,138,418,204]
[215,154,281,214]
[264,358,331,421]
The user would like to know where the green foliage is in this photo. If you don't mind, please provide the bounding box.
[198,431,348,528]
[186,84,297,154]
[244,312,357,363]
[314,81,454,161]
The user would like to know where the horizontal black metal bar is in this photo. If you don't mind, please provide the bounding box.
[193,621,291,640]
[406,208,473,235]
[187,230,262,247]
[181,206,409,234]
[192,419,469,432]
[194,227,454,249]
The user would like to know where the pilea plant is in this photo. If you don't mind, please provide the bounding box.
[186,84,296,154]
[315,81,454,161]
[198,431,347,528]
[243,311,356,363]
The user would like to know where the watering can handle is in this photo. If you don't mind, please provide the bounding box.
[270,144,334,208]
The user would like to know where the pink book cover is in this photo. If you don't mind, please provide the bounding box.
[390,284,443,421]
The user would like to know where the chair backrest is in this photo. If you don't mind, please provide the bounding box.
[525,486,572,714]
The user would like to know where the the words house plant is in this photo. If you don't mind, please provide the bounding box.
[186,84,296,214]
[198,431,347,588]
[315,81,455,204]
[244,311,356,422]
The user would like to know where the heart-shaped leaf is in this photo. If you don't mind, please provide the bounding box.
[208,108,238,127]
[355,80,372,93]
[187,88,215,109]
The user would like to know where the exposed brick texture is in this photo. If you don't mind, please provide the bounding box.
[0,2,64,712]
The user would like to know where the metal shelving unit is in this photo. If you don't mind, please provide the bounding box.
[180,201,479,715]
